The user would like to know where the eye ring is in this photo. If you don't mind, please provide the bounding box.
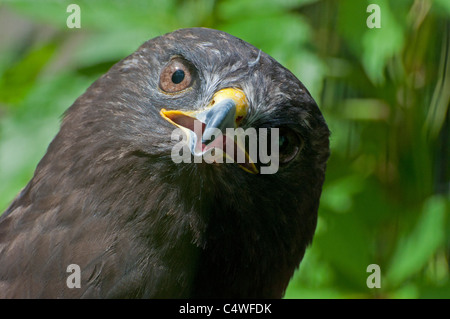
[278,128,303,164]
[159,57,194,93]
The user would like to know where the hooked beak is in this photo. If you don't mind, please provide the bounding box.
[160,88,258,174]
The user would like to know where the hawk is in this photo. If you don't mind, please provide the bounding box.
[0,28,330,298]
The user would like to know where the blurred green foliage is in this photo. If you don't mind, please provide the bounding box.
[0,0,449,298]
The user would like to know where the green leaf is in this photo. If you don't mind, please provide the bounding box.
[433,0,450,15]
[0,43,57,105]
[219,13,311,64]
[73,30,153,68]
[386,196,448,287]
[362,0,405,85]
[314,210,373,290]
[6,0,178,32]
[218,0,316,20]
[321,175,365,213]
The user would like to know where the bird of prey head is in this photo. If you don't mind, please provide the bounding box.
[0,28,330,298]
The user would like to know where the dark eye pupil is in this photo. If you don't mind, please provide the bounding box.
[279,135,287,149]
[171,69,185,84]
[277,129,302,164]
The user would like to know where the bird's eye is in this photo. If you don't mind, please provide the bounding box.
[159,58,193,93]
[278,128,303,164]
[171,69,185,84]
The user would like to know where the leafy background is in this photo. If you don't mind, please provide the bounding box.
[0,0,448,298]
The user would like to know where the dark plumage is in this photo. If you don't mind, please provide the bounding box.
[0,28,329,298]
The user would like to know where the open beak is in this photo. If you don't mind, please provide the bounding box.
[160,88,258,174]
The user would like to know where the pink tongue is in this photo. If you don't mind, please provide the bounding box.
[168,113,256,172]
[168,113,205,133]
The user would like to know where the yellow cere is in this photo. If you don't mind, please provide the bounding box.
[211,88,248,125]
